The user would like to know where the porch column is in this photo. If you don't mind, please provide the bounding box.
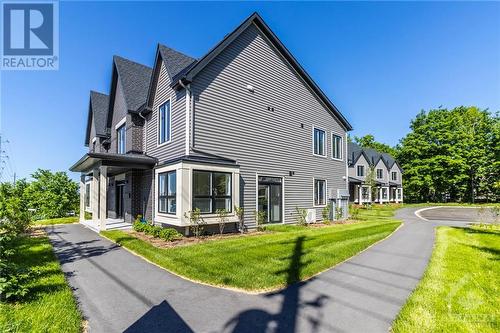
[358,185,362,204]
[368,186,372,203]
[379,187,383,203]
[99,167,108,230]
[399,188,404,203]
[92,168,99,224]
[79,174,85,222]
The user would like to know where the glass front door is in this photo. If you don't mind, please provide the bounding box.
[258,176,282,223]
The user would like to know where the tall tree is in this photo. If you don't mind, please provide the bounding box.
[398,107,499,202]
[354,134,398,156]
[24,169,79,219]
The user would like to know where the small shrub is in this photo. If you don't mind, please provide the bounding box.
[235,206,245,233]
[216,209,229,235]
[254,210,266,230]
[184,208,206,238]
[295,207,308,226]
[322,205,331,223]
[335,206,343,221]
[158,228,183,241]
[349,204,360,220]
[133,220,147,232]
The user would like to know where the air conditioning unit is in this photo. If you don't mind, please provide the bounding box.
[306,209,316,223]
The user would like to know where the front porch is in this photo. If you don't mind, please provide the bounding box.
[349,178,403,204]
[70,152,157,231]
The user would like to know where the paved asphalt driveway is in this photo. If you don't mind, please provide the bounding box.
[46,207,466,333]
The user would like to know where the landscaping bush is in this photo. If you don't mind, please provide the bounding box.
[133,219,182,242]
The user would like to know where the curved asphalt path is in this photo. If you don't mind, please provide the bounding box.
[46,207,469,333]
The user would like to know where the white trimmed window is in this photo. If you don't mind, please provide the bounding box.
[159,100,171,144]
[314,179,326,206]
[117,124,126,154]
[193,171,232,214]
[357,165,365,177]
[313,128,326,156]
[158,170,176,214]
[376,168,383,179]
[391,171,397,181]
[332,134,342,160]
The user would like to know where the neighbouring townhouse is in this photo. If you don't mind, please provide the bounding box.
[70,12,353,233]
[347,142,403,204]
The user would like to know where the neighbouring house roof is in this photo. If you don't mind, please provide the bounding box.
[106,56,153,128]
[149,12,352,131]
[85,91,109,146]
[70,152,157,173]
[348,142,400,170]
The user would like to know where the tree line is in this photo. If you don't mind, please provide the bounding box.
[352,106,499,203]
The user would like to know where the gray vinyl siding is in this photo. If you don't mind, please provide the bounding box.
[144,61,186,161]
[390,164,403,185]
[375,159,388,184]
[191,23,347,226]
[348,155,369,180]
[88,121,100,153]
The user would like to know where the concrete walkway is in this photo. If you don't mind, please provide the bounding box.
[46,207,455,333]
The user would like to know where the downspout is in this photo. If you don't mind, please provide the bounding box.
[179,80,191,156]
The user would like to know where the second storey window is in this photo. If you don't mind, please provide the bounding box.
[314,179,326,206]
[391,171,398,181]
[357,165,365,177]
[117,124,126,154]
[332,134,342,160]
[193,171,232,214]
[377,169,383,179]
[313,128,326,156]
[158,171,176,214]
[159,100,171,144]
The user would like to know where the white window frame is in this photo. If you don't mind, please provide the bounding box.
[158,99,172,146]
[313,178,327,207]
[117,124,126,154]
[391,171,398,181]
[331,132,343,161]
[158,170,177,215]
[357,165,365,177]
[376,168,383,179]
[312,126,327,158]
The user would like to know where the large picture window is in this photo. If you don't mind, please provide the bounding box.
[117,124,126,154]
[332,134,342,160]
[158,171,176,214]
[193,171,232,213]
[159,100,171,144]
[313,128,326,156]
[314,179,326,206]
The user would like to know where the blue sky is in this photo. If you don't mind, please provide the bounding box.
[1,1,499,181]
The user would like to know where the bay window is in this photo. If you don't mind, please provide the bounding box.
[158,170,176,214]
[193,171,232,213]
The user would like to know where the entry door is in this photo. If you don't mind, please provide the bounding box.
[257,176,282,223]
[116,183,125,219]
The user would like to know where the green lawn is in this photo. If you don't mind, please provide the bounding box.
[35,216,79,226]
[0,234,83,333]
[392,226,500,333]
[102,205,402,292]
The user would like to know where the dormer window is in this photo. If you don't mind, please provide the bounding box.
[117,124,126,154]
[159,100,171,145]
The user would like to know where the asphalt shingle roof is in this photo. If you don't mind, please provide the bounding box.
[158,44,196,82]
[113,56,153,112]
[90,91,109,137]
[348,142,398,168]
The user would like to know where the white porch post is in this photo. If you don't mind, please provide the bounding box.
[92,168,99,224]
[358,185,362,204]
[79,174,85,222]
[99,167,108,230]
[400,188,404,203]
[379,187,383,204]
[368,186,372,203]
